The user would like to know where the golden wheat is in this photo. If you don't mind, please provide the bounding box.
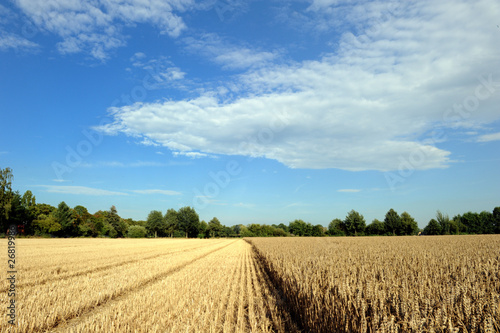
[247,235,500,333]
[1,236,498,332]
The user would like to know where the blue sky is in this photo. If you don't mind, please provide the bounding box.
[1,0,499,227]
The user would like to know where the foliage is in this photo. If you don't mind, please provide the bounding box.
[146,210,165,237]
[384,208,400,236]
[127,225,147,238]
[424,219,441,235]
[177,206,200,238]
[0,167,14,231]
[328,218,345,236]
[400,212,419,235]
[164,208,178,237]
[207,217,224,237]
[343,210,365,236]
[365,219,385,236]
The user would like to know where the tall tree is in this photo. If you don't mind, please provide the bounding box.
[343,210,365,236]
[207,217,223,238]
[493,207,500,233]
[164,208,178,237]
[436,210,451,235]
[146,210,165,237]
[328,218,345,236]
[400,212,419,235]
[54,201,75,236]
[424,219,441,235]
[199,220,208,238]
[478,211,494,234]
[311,224,325,236]
[384,208,401,236]
[177,206,200,238]
[366,219,385,236]
[0,167,14,231]
[108,205,127,237]
[289,219,307,236]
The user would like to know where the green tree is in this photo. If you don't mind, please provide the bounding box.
[207,217,223,237]
[248,224,263,236]
[33,213,61,235]
[177,206,200,238]
[240,225,254,237]
[366,219,385,235]
[275,223,289,233]
[344,210,365,236]
[327,218,345,236]
[424,219,441,235]
[311,224,325,236]
[400,212,419,235]
[21,190,36,233]
[493,207,500,233]
[460,212,481,234]
[146,210,165,237]
[164,208,178,237]
[127,225,147,238]
[74,205,97,237]
[54,201,75,236]
[384,208,401,236]
[198,220,208,238]
[436,210,451,235]
[108,206,127,237]
[0,167,14,231]
[289,219,307,236]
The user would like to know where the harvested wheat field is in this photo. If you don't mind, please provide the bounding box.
[1,236,499,332]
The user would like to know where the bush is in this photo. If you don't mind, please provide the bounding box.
[127,225,147,238]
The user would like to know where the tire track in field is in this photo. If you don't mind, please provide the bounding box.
[245,239,303,333]
[46,240,238,333]
[1,241,224,293]
[223,244,244,331]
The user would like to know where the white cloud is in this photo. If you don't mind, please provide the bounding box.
[51,179,70,183]
[233,202,255,208]
[0,31,39,51]
[96,0,500,171]
[13,0,192,59]
[476,132,500,142]
[172,151,215,159]
[337,189,361,193]
[183,33,279,70]
[38,185,127,196]
[132,189,181,195]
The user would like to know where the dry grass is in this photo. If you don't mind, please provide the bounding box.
[0,239,292,333]
[247,235,500,333]
[1,236,498,332]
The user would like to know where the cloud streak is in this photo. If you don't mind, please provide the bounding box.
[131,189,182,196]
[37,185,127,196]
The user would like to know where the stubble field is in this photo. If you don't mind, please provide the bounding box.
[1,236,499,332]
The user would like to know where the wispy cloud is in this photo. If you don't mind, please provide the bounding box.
[12,0,192,60]
[131,189,181,196]
[476,132,500,142]
[183,33,279,70]
[173,151,216,159]
[51,179,70,183]
[337,189,361,193]
[233,202,255,208]
[37,185,127,196]
[0,31,39,51]
[81,160,187,168]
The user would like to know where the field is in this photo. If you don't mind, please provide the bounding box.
[1,236,499,332]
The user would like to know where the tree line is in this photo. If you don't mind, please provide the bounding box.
[1,167,499,238]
